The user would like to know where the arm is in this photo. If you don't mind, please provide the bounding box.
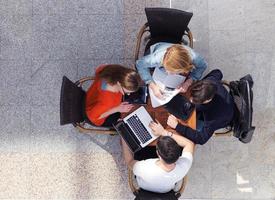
[98,102,133,119]
[86,102,133,126]
[175,123,214,145]
[135,50,165,84]
[202,69,223,82]
[121,138,137,170]
[149,121,195,155]
[189,51,208,81]
[86,102,111,126]
[169,131,195,155]
[97,107,118,120]
[136,53,167,99]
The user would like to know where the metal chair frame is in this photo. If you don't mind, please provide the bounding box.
[128,168,187,198]
[73,76,117,135]
[134,22,193,62]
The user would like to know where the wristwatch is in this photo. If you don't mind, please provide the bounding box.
[165,131,173,137]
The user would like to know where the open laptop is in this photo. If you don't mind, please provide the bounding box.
[113,106,158,153]
[123,86,148,105]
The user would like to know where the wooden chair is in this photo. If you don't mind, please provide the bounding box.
[60,76,117,135]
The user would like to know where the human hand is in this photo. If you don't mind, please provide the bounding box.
[149,120,166,136]
[167,115,179,129]
[115,102,134,113]
[149,82,165,99]
[179,78,193,93]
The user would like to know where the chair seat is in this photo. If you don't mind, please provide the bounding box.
[84,123,115,131]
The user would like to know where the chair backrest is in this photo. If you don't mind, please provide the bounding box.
[134,189,178,200]
[60,76,86,125]
[145,7,193,42]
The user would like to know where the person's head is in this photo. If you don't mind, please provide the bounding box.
[162,44,194,74]
[156,136,182,164]
[189,79,217,104]
[98,64,141,94]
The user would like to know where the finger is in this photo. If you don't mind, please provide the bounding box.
[149,121,156,127]
[170,115,176,120]
[124,105,131,110]
[157,92,165,99]
[149,123,157,130]
[155,119,161,125]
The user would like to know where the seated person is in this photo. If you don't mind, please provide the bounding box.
[85,64,141,127]
[136,42,207,98]
[121,121,194,193]
[166,69,235,145]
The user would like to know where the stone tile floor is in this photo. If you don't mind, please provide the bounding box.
[0,0,274,199]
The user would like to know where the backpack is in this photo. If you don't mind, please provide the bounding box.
[229,74,256,143]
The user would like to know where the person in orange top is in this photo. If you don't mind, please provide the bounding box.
[85,64,142,127]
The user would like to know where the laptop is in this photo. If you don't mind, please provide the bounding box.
[123,86,148,105]
[113,106,158,153]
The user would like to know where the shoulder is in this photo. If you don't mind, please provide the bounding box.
[133,159,157,174]
[150,42,174,53]
[177,152,193,166]
[204,69,223,82]
[183,45,199,60]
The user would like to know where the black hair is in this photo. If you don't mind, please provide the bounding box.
[189,79,217,104]
[156,136,182,164]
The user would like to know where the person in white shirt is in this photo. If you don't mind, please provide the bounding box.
[121,121,195,193]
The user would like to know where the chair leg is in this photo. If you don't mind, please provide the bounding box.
[128,168,139,195]
[175,175,188,198]
[74,123,118,135]
[214,131,233,137]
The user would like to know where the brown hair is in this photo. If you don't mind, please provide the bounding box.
[189,80,217,104]
[156,136,182,164]
[98,64,141,92]
[163,44,194,74]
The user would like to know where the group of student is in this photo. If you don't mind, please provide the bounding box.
[84,42,235,193]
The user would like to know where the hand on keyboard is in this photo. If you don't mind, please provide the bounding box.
[149,120,166,136]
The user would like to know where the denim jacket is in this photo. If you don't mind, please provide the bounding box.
[136,42,208,84]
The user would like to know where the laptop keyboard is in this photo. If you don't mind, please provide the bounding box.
[126,114,152,144]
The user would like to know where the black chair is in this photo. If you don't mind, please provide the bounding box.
[135,7,193,61]
[60,76,117,135]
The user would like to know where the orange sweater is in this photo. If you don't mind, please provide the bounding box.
[85,65,122,126]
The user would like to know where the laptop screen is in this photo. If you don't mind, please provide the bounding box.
[114,121,141,153]
[123,86,147,105]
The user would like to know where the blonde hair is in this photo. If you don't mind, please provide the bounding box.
[98,65,141,92]
[162,44,194,74]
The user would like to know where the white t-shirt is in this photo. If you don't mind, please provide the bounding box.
[133,151,193,193]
